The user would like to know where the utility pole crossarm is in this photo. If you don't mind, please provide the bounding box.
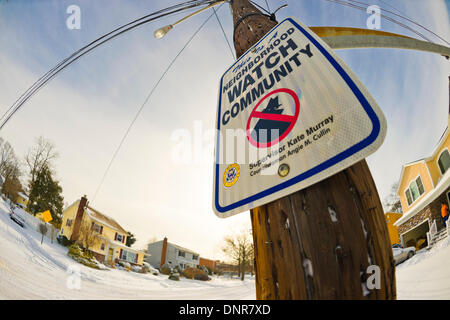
[310,26,450,58]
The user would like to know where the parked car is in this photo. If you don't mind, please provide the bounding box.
[392,245,415,265]
[16,203,26,210]
[10,210,26,228]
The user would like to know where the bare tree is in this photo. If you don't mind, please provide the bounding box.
[39,223,48,245]
[222,227,254,281]
[0,141,17,174]
[1,164,22,201]
[383,182,403,213]
[79,220,100,254]
[0,140,23,201]
[25,136,58,188]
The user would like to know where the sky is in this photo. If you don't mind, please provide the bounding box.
[0,0,449,261]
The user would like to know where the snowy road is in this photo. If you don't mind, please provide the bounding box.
[0,201,255,300]
[1,197,449,299]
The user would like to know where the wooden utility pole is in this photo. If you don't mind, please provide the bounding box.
[230,0,396,299]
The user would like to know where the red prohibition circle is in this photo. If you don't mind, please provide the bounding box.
[246,88,300,148]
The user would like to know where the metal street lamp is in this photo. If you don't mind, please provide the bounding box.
[154,1,226,39]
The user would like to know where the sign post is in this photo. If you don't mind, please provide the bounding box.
[216,0,396,299]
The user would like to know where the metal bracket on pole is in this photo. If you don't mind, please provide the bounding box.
[310,27,450,58]
[233,12,272,42]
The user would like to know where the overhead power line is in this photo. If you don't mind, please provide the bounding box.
[91,3,225,203]
[264,0,271,12]
[0,0,220,130]
[347,0,450,46]
[321,0,441,44]
[213,7,236,60]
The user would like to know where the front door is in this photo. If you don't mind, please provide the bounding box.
[108,248,114,263]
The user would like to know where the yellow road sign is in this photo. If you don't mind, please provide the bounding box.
[42,210,52,223]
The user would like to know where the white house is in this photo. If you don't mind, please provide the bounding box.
[145,237,199,270]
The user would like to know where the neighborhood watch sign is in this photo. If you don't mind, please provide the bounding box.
[213,17,386,218]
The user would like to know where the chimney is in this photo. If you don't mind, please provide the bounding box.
[70,195,88,241]
[160,237,168,267]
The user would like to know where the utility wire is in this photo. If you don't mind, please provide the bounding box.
[1,0,209,123]
[250,0,271,15]
[378,0,406,15]
[264,0,271,12]
[91,4,224,203]
[0,0,219,130]
[347,0,450,46]
[321,0,433,43]
[213,7,236,60]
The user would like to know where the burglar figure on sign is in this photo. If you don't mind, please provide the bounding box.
[251,96,288,144]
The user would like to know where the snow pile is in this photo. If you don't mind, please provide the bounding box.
[396,237,450,299]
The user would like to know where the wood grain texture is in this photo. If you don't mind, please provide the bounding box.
[231,0,396,299]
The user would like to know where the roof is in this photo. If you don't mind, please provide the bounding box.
[396,121,449,194]
[17,192,29,200]
[168,242,199,256]
[96,236,147,254]
[85,205,127,234]
[394,168,450,226]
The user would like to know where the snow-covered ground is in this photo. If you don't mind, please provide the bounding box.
[0,199,255,300]
[396,236,450,300]
[1,196,449,300]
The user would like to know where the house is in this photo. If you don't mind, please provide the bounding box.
[60,195,146,266]
[384,212,403,246]
[16,192,29,210]
[394,82,450,248]
[146,237,199,270]
[215,261,254,275]
[199,257,220,273]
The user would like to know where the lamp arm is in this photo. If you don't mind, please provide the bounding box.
[172,1,226,27]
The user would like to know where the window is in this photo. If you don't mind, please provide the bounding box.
[405,189,413,206]
[93,224,101,233]
[121,250,137,263]
[416,176,425,194]
[438,149,450,175]
[116,234,124,242]
[178,251,185,257]
[101,243,105,251]
[192,255,198,260]
[405,176,425,206]
[66,219,72,227]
